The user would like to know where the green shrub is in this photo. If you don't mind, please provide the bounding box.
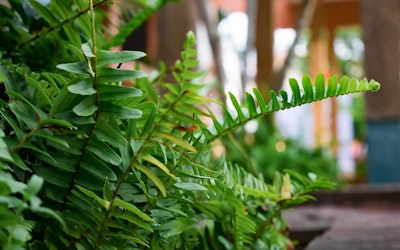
[0,1,379,249]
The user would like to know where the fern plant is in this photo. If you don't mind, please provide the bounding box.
[0,1,379,249]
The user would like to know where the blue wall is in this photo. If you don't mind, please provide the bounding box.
[367,120,400,183]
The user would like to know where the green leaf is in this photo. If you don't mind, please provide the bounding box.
[73,96,98,116]
[327,74,338,97]
[99,102,142,119]
[110,209,153,232]
[11,154,31,172]
[302,75,314,102]
[103,178,113,201]
[113,198,153,222]
[34,166,71,188]
[357,78,367,91]
[338,76,349,95]
[221,106,236,127]
[280,90,290,108]
[135,164,166,197]
[67,78,96,95]
[0,110,24,140]
[38,119,75,129]
[80,154,118,182]
[63,23,82,46]
[228,92,246,121]
[97,84,142,100]
[253,88,268,113]
[174,182,207,191]
[156,132,196,152]
[368,79,381,91]
[315,73,325,99]
[289,78,301,105]
[96,67,147,83]
[94,119,127,148]
[6,90,47,118]
[57,61,92,75]
[142,154,175,178]
[34,131,70,148]
[245,93,257,117]
[75,185,110,209]
[97,50,146,66]
[348,78,358,92]
[140,108,156,137]
[18,142,56,163]
[106,231,150,247]
[87,140,122,166]
[26,76,51,105]
[269,91,281,111]
[26,175,44,197]
[0,140,13,162]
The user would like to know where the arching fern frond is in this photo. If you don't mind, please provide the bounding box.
[203,74,380,143]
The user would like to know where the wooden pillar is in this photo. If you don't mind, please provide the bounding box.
[362,0,400,183]
[155,1,196,67]
[255,0,274,96]
[309,1,330,146]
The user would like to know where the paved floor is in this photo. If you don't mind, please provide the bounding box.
[283,206,400,250]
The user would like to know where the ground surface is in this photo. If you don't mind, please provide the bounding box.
[283,183,400,250]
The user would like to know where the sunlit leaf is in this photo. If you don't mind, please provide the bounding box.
[155,132,196,152]
[57,62,92,75]
[135,164,166,197]
[142,154,175,178]
[96,50,146,66]
[68,78,96,95]
[113,198,153,222]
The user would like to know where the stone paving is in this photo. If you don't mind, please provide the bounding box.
[284,206,400,250]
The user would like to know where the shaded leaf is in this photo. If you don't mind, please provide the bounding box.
[96,67,146,83]
[73,96,98,116]
[75,185,110,209]
[94,119,127,148]
[99,102,142,119]
[174,182,207,191]
[87,140,122,166]
[97,84,142,101]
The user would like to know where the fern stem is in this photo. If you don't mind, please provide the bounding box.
[17,0,108,49]
[60,0,101,212]
[253,203,286,240]
[226,132,259,176]
[113,91,189,197]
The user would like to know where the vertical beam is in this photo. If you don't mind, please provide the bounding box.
[155,1,196,68]
[255,0,274,96]
[309,1,330,146]
[362,0,400,183]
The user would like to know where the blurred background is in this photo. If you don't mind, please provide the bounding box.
[121,0,400,185]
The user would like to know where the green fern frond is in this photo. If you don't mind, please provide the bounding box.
[204,74,380,142]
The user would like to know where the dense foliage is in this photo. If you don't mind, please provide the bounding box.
[0,1,379,249]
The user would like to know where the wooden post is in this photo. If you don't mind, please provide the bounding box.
[309,1,331,146]
[362,0,400,183]
[255,0,274,95]
[255,0,276,130]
